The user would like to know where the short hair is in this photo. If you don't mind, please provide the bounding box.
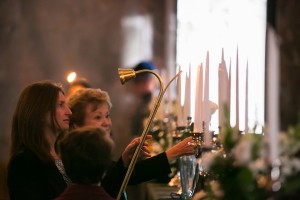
[58,126,114,184]
[10,80,64,163]
[67,88,112,128]
[69,78,91,89]
[67,78,91,97]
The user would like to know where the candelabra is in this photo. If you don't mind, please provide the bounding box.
[192,121,221,156]
[116,68,182,200]
[177,117,197,199]
[176,120,222,199]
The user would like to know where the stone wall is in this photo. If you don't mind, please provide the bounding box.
[277,0,300,130]
[0,0,174,199]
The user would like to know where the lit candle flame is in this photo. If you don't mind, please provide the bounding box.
[67,72,77,83]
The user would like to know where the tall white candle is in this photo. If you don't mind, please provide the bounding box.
[184,65,191,119]
[204,51,211,146]
[218,64,224,128]
[267,26,279,163]
[245,61,249,134]
[228,59,232,121]
[218,49,229,129]
[177,66,184,126]
[236,48,240,131]
[194,64,203,132]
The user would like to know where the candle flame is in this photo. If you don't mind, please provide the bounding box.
[67,72,77,83]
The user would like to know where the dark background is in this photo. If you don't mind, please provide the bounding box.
[0,1,176,198]
[0,0,174,161]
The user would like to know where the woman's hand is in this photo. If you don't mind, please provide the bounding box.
[122,135,152,167]
[165,136,195,162]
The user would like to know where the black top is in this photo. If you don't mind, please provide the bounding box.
[103,152,171,199]
[7,149,67,200]
[7,149,171,200]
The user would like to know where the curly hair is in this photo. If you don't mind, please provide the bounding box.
[67,88,112,129]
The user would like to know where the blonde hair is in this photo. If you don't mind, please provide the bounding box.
[67,88,112,128]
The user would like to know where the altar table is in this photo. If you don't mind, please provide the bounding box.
[145,182,180,200]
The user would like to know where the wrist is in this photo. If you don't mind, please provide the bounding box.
[121,154,128,167]
[166,149,179,162]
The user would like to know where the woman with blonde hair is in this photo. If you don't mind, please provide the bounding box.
[67,88,195,198]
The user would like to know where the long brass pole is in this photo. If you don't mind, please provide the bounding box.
[116,69,182,200]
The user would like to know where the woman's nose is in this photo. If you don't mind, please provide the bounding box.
[102,118,111,126]
[66,106,72,115]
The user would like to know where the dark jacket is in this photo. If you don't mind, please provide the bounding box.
[7,149,67,200]
[7,149,171,200]
[102,152,171,199]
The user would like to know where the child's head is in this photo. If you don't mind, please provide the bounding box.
[58,126,114,184]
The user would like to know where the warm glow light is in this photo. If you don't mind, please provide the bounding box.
[67,72,77,83]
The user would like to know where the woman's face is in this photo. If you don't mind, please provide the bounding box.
[83,103,112,136]
[54,92,72,131]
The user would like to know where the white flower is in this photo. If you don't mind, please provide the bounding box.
[249,158,268,175]
[233,136,253,165]
[201,150,222,171]
[281,157,300,179]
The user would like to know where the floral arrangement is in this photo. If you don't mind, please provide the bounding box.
[193,116,300,200]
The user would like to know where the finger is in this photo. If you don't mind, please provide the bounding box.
[139,149,151,158]
[147,134,153,139]
[141,146,150,154]
[126,140,139,151]
[133,138,140,143]
[136,136,152,146]
[138,135,152,141]
[142,142,149,147]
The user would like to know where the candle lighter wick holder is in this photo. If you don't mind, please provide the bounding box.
[116,68,182,200]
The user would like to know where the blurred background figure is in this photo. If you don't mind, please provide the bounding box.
[66,72,91,97]
[130,61,156,137]
[111,61,159,159]
[67,79,91,97]
[111,61,160,200]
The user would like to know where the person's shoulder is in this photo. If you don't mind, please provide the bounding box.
[7,149,47,186]
[96,186,116,200]
[8,149,43,170]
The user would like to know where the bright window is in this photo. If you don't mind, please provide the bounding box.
[177,0,266,132]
